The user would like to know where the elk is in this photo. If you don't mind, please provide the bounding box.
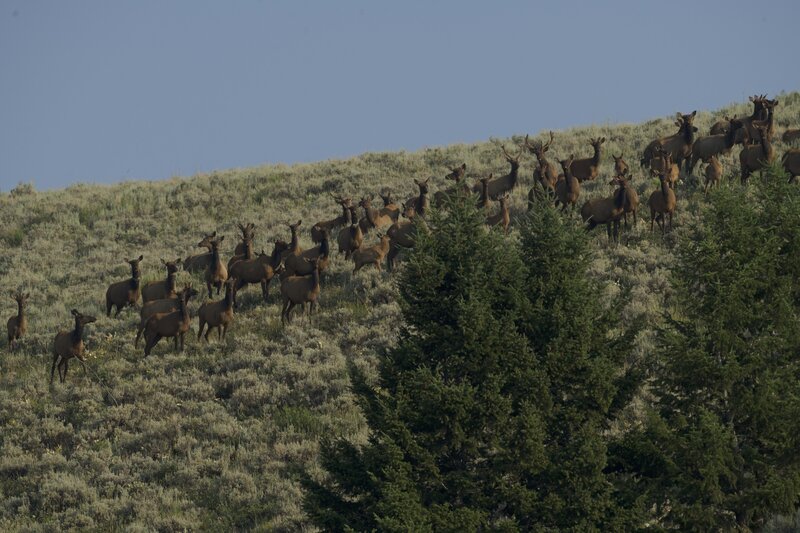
[477,175,492,210]
[352,233,391,273]
[688,116,742,173]
[405,178,430,217]
[50,309,96,384]
[710,115,734,135]
[311,195,352,244]
[337,206,363,260]
[143,285,195,356]
[704,156,723,193]
[783,129,800,144]
[739,123,775,185]
[433,164,470,207]
[228,223,256,269]
[197,278,235,342]
[648,170,677,234]
[555,156,581,212]
[379,192,401,222]
[486,193,510,234]
[134,284,198,348]
[736,94,769,145]
[524,132,559,193]
[280,257,322,325]
[781,149,800,183]
[580,188,626,244]
[653,145,680,189]
[386,202,421,272]
[752,98,778,142]
[282,220,308,274]
[183,232,216,273]
[7,291,29,350]
[641,111,697,172]
[230,240,288,304]
[141,258,181,303]
[569,137,606,182]
[612,174,639,228]
[472,144,523,199]
[358,197,394,233]
[105,255,143,317]
[612,154,629,177]
[204,235,228,298]
[283,229,331,278]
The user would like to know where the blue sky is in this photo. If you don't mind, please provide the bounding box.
[1,0,798,190]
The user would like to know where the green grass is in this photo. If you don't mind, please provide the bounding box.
[0,92,799,529]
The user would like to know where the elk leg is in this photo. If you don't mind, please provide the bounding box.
[62,360,69,382]
[50,354,60,384]
[79,358,88,377]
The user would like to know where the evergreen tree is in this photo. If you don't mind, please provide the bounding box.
[617,167,800,530]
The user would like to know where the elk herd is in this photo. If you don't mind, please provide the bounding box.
[5,94,800,383]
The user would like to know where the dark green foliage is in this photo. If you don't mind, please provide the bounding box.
[617,166,800,530]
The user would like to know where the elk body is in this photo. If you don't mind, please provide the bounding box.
[689,117,742,172]
[752,98,778,142]
[648,171,677,234]
[486,194,510,234]
[230,240,288,304]
[311,196,352,244]
[652,146,680,189]
[282,220,309,275]
[739,124,775,184]
[283,230,331,278]
[134,285,198,348]
[197,278,235,342]
[7,291,29,350]
[386,202,422,272]
[143,286,194,356]
[612,175,639,228]
[641,111,697,172]
[142,258,181,303]
[782,149,800,183]
[358,197,394,233]
[280,258,321,324]
[352,233,391,273]
[228,223,256,269]
[337,206,363,260]
[105,255,143,317]
[525,132,559,193]
[404,179,430,218]
[736,95,769,145]
[433,164,469,207]
[50,309,96,384]
[472,144,523,199]
[783,129,800,144]
[555,156,581,212]
[378,193,401,223]
[710,115,734,135]
[704,156,723,193]
[580,188,626,244]
[570,137,606,182]
[204,236,228,298]
[183,232,216,273]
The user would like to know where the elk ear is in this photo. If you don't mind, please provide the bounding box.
[218,236,225,242]
[460,163,466,170]
[601,137,606,143]
[690,110,697,117]
[211,231,217,237]
[24,293,30,299]
[138,255,143,261]
[176,258,182,264]
[161,258,166,265]
[71,309,79,316]
[693,126,698,132]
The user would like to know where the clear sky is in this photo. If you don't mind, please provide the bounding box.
[1,0,798,190]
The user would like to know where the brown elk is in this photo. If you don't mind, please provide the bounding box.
[183,231,216,273]
[337,206,363,260]
[612,154,629,177]
[228,223,256,269]
[612,174,639,228]
[710,115,734,136]
[472,144,524,199]
[752,98,778,142]
[653,145,680,189]
[386,202,422,272]
[739,123,775,184]
[648,170,677,234]
[555,156,581,212]
[736,94,769,145]
[379,192,401,223]
[197,278,235,342]
[280,257,322,325]
[570,137,606,182]
[204,235,228,298]
[486,193,510,234]
[230,239,289,304]
[580,188,626,244]
[783,129,800,144]
[641,111,697,172]
[688,116,742,173]
[524,132,559,193]
[283,229,331,278]
[781,149,800,183]
[311,195,352,244]
[105,255,143,317]
[134,284,198,348]
[704,156,723,193]
[143,285,195,356]
[282,220,309,274]
[405,178,430,217]
[142,258,181,303]
[433,164,470,207]
[477,175,492,210]
[352,233,391,273]
[358,197,394,233]
[50,309,96,384]
[7,291,29,350]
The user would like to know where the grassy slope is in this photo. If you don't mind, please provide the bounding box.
[1,92,799,530]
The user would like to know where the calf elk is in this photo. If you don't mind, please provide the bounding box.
[704,156,723,193]
[50,309,96,384]
[7,291,29,350]
[352,233,391,273]
[105,255,143,317]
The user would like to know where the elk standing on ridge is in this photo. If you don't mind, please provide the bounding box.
[142,258,181,303]
[230,240,288,304]
[387,202,423,272]
[404,178,430,218]
[525,132,559,193]
[648,170,677,234]
[282,229,332,278]
[472,144,523,199]
[134,285,198,348]
[50,309,96,384]
[352,233,391,273]
[569,137,606,182]
[486,193,510,234]
[183,232,216,273]
[358,197,394,233]
[197,278,235,342]
[105,255,143,317]
[143,285,195,356]
[641,111,697,172]
[379,192,401,223]
[612,174,639,228]
[580,187,626,244]
[228,223,256,269]
[311,195,351,244]
[555,156,581,212]
[688,116,742,173]
[736,94,769,145]
[7,291,29,351]
[280,257,322,325]
[337,206,363,260]
[739,123,775,184]
[204,235,228,298]
[433,164,469,207]
[704,156,723,193]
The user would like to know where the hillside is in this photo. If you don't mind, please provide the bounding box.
[1,92,799,530]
